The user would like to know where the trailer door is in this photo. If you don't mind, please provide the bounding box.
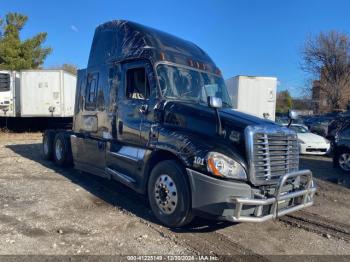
[20,71,62,117]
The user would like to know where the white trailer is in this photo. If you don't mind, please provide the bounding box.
[0,70,76,118]
[225,75,277,121]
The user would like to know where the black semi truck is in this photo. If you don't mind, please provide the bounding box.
[43,20,316,227]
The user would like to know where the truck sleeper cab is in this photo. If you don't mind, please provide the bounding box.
[42,20,316,227]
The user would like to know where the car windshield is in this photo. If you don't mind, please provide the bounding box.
[290,125,309,133]
[156,64,232,107]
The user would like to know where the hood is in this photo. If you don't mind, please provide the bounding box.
[297,132,328,143]
[162,100,278,137]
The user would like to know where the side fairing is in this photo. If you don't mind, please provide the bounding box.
[73,64,121,139]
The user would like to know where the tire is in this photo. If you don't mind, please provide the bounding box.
[42,130,55,160]
[148,160,193,228]
[335,149,350,173]
[53,132,73,167]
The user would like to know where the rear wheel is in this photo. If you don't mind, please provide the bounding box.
[148,160,193,228]
[53,132,73,167]
[42,130,55,160]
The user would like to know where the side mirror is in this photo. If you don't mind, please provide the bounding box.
[287,110,298,128]
[288,110,298,120]
[208,96,224,136]
[207,96,222,108]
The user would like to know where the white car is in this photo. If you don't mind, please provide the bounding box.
[289,124,331,155]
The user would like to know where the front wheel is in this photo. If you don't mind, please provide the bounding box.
[148,160,193,228]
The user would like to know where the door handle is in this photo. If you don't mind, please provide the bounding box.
[139,104,148,114]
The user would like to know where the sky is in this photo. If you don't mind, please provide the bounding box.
[1,0,350,97]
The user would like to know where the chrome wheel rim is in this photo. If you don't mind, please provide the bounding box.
[43,136,49,155]
[339,153,350,171]
[154,174,178,214]
[55,139,63,161]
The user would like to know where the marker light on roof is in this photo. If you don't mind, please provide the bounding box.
[215,69,222,75]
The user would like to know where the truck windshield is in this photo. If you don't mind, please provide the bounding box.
[156,64,232,107]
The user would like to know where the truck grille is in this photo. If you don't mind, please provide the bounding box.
[245,125,299,185]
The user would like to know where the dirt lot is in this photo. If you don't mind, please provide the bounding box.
[1,132,350,258]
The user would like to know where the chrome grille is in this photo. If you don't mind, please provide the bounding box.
[245,126,299,185]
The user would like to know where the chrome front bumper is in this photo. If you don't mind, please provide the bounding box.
[226,170,316,222]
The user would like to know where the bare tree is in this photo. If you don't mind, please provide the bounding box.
[301,31,350,111]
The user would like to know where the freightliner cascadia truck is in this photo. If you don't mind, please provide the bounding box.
[42,20,316,227]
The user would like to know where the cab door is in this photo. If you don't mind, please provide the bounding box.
[117,61,151,145]
[106,60,151,187]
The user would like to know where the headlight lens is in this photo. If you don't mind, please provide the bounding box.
[206,152,247,180]
[298,138,305,144]
[324,138,330,144]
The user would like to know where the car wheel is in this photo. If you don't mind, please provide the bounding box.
[53,132,73,167]
[337,150,350,172]
[148,160,193,228]
[42,130,55,160]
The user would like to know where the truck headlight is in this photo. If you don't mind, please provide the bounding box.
[298,139,305,144]
[206,152,247,180]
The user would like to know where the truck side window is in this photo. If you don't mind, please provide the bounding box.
[125,67,150,100]
[85,73,99,110]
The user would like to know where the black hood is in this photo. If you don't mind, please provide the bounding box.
[162,100,277,137]
[220,107,277,131]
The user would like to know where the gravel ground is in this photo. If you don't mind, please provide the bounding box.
[300,155,350,226]
[0,132,350,258]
